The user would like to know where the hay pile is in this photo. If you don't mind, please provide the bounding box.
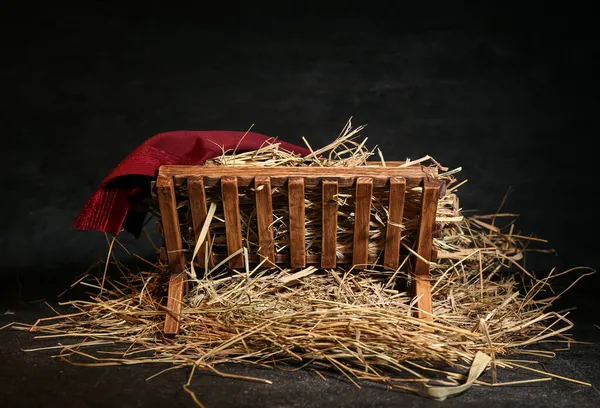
[10,120,593,404]
[166,121,456,263]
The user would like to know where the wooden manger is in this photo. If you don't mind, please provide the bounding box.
[156,163,442,336]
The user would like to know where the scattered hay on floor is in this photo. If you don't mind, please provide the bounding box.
[9,119,595,404]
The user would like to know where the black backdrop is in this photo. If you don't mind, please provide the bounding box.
[1,3,598,407]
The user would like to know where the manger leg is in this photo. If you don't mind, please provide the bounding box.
[413,178,440,320]
[157,174,187,336]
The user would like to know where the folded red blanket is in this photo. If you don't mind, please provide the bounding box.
[73,130,311,236]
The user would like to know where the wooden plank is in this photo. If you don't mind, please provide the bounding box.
[383,177,406,270]
[176,174,427,189]
[288,177,306,267]
[161,160,435,173]
[413,177,440,320]
[161,166,427,177]
[164,272,185,336]
[160,165,433,188]
[321,180,339,268]
[156,175,186,336]
[221,176,244,268]
[352,177,373,269]
[156,175,186,273]
[255,176,275,266]
[188,176,213,268]
[413,278,432,320]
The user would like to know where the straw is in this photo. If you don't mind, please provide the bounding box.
[10,118,594,407]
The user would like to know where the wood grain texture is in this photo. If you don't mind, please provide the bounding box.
[383,177,406,270]
[413,277,433,321]
[156,175,186,274]
[288,177,306,267]
[255,176,275,265]
[321,180,339,268]
[164,272,185,336]
[156,175,186,336]
[188,176,213,268]
[162,165,435,188]
[414,177,440,320]
[221,176,243,268]
[352,177,373,269]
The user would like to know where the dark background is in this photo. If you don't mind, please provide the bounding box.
[1,2,598,407]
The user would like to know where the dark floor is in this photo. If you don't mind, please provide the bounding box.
[2,4,599,407]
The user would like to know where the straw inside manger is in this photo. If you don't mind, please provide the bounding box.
[172,121,456,263]
[12,121,594,401]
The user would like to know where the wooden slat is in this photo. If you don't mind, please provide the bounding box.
[288,177,306,267]
[352,177,373,269]
[188,176,213,269]
[221,176,243,268]
[413,279,432,320]
[164,272,185,336]
[414,177,440,320]
[160,165,434,188]
[321,180,339,268]
[175,174,427,189]
[156,175,186,273]
[156,175,186,336]
[162,161,436,173]
[255,176,275,266]
[383,177,406,270]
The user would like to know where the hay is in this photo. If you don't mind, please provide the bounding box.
[9,119,594,404]
[165,120,456,263]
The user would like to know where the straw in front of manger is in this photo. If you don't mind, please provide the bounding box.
[8,120,595,405]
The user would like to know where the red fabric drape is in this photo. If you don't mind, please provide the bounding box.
[73,130,311,236]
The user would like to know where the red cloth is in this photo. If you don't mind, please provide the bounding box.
[73,130,311,236]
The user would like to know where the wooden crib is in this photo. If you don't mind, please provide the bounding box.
[156,162,442,336]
